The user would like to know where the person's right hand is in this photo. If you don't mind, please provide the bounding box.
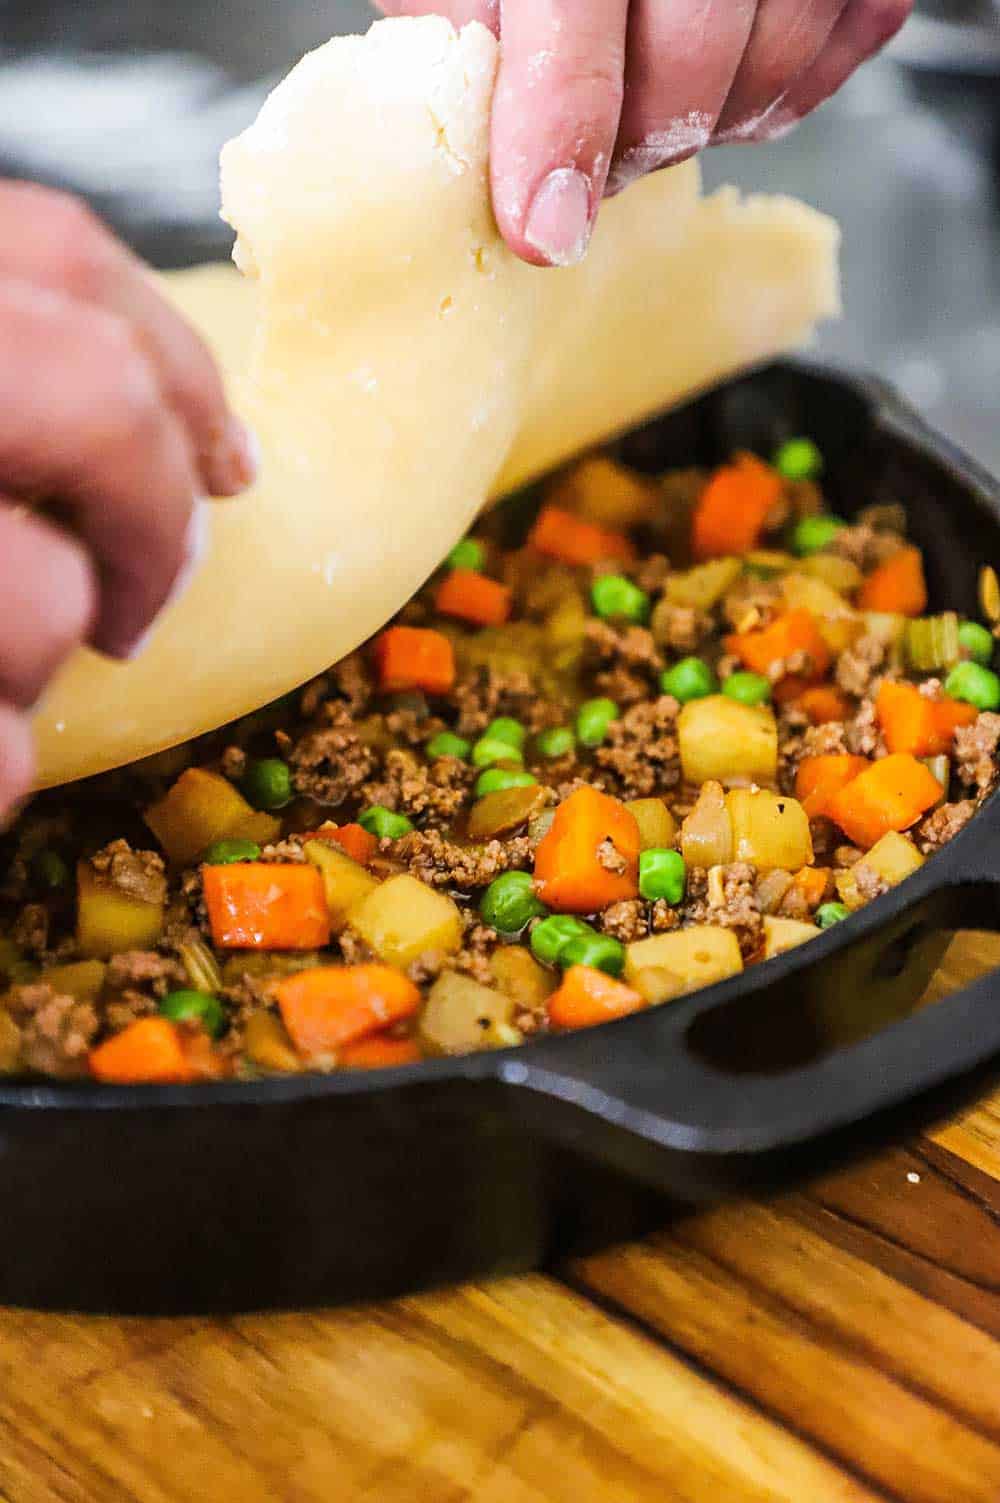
[0,182,256,817]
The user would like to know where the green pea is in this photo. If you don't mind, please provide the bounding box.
[426,731,471,761]
[536,727,575,759]
[722,671,772,706]
[32,850,69,891]
[561,930,626,978]
[447,537,486,571]
[591,574,649,624]
[242,757,292,811]
[475,768,538,799]
[660,657,717,704]
[791,514,846,556]
[816,902,850,929]
[944,660,1000,711]
[773,437,823,481]
[472,736,524,769]
[159,989,224,1039]
[486,716,526,751]
[358,806,414,840]
[479,872,547,934]
[530,914,593,968]
[576,697,620,748]
[201,838,261,866]
[638,848,686,904]
[958,620,994,667]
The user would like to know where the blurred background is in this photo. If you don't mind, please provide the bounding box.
[1,0,998,468]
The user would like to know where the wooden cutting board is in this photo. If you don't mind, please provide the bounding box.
[1,933,998,1503]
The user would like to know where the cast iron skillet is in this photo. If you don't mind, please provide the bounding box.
[4,359,1000,1315]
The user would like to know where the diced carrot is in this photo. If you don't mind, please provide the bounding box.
[276,965,421,1057]
[179,1028,227,1080]
[434,569,512,627]
[89,1017,194,1084]
[203,863,330,950]
[826,754,943,849]
[691,453,783,561]
[373,626,455,695]
[876,681,977,757]
[797,685,853,725]
[339,1035,422,1070]
[305,822,378,866]
[788,865,831,911]
[858,545,927,616]
[527,504,635,567]
[795,754,870,820]
[725,609,831,684]
[547,966,645,1030]
[534,786,641,913]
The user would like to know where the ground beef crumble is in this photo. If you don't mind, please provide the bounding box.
[600,900,649,942]
[682,862,762,958]
[360,748,471,823]
[5,984,97,1078]
[594,696,680,799]
[394,829,533,890]
[954,713,1000,794]
[286,701,378,807]
[88,840,166,907]
[917,799,977,852]
[835,633,886,698]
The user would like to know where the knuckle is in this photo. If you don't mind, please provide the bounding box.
[36,190,115,301]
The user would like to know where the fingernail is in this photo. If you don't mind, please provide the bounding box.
[119,498,212,661]
[205,413,259,497]
[524,168,594,268]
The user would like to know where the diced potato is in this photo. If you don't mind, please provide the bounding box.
[228,811,283,847]
[858,831,925,888]
[420,972,523,1054]
[44,960,106,1003]
[303,840,379,931]
[630,966,685,1006]
[800,553,862,594]
[145,768,269,867]
[726,789,813,871]
[0,1011,21,1074]
[351,875,463,969]
[624,927,743,992]
[626,798,677,851]
[468,784,548,841]
[781,573,861,654]
[678,696,778,786]
[834,868,866,911]
[76,862,164,959]
[763,915,820,958]
[490,946,554,1013]
[547,456,659,529]
[545,591,588,673]
[244,1011,302,1073]
[680,781,733,868]
[663,556,742,612]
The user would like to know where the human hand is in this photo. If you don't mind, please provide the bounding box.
[0,183,255,815]
[377,0,910,266]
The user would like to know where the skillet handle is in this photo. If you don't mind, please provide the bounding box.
[504,842,1000,1186]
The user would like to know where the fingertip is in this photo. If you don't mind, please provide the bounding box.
[0,704,35,822]
[202,414,259,498]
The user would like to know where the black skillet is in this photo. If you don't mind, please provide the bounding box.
[4,359,1000,1315]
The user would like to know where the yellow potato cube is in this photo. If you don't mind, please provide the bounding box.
[44,960,107,1003]
[144,768,266,867]
[490,947,554,1013]
[625,798,678,851]
[781,572,861,654]
[76,862,164,959]
[351,875,463,969]
[858,831,925,888]
[547,456,659,530]
[244,1012,302,1073]
[663,557,742,612]
[678,696,778,786]
[420,972,522,1055]
[630,966,685,1006]
[800,553,862,594]
[726,789,813,871]
[680,781,733,868]
[303,840,379,931]
[763,915,820,958]
[625,927,743,992]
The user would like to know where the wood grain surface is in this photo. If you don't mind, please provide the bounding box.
[2,933,999,1503]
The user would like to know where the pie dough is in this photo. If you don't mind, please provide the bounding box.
[32,16,840,789]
